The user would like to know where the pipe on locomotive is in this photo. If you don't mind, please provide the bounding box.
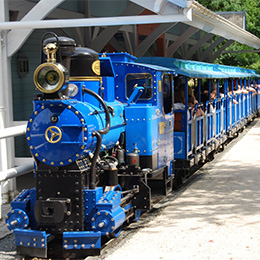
[82,87,111,189]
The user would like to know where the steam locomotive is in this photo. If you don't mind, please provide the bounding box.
[5,33,175,259]
[6,33,259,259]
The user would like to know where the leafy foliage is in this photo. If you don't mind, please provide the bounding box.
[197,0,260,72]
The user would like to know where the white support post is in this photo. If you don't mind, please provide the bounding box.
[0,0,11,219]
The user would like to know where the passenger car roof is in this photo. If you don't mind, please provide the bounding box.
[137,57,260,79]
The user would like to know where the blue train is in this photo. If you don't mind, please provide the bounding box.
[5,33,260,259]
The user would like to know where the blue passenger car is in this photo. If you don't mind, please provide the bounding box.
[138,57,260,186]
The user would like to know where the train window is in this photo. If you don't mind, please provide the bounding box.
[126,73,153,100]
[162,74,173,114]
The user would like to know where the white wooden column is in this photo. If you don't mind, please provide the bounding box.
[0,0,13,218]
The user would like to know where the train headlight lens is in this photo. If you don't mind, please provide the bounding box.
[34,63,68,93]
[46,70,59,85]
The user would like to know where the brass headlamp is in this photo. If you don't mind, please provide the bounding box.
[33,42,69,94]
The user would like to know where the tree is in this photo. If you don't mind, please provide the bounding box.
[198,0,260,72]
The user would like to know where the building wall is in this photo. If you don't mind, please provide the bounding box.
[12,30,45,121]
[91,0,128,17]
[12,29,46,156]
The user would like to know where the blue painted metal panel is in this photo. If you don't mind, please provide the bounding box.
[102,77,116,102]
[125,105,156,156]
[84,187,103,231]
[226,97,231,132]
[99,57,116,77]
[112,63,165,106]
[13,229,50,249]
[63,231,101,250]
[174,132,185,159]
[215,100,221,139]
[195,113,204,151]
[125,103,174,169]
[205,102,214,144]
[231,97,236,128]
[241,94,244,123]
[70,80,101,106]
[222,98,227,134]
[253,93,257,113]
[187,112,192,154]
[99,52,137,63]
[245,93,249,118]
[236,95,240,125]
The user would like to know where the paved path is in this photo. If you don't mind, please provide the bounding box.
[1,118,260,260]
[90,118,260,260]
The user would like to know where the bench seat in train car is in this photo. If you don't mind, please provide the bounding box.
[101,53,177,194]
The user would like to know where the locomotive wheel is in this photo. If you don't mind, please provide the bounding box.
[110,226,122,238]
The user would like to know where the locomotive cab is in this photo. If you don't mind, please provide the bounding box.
[101,53,176,195]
